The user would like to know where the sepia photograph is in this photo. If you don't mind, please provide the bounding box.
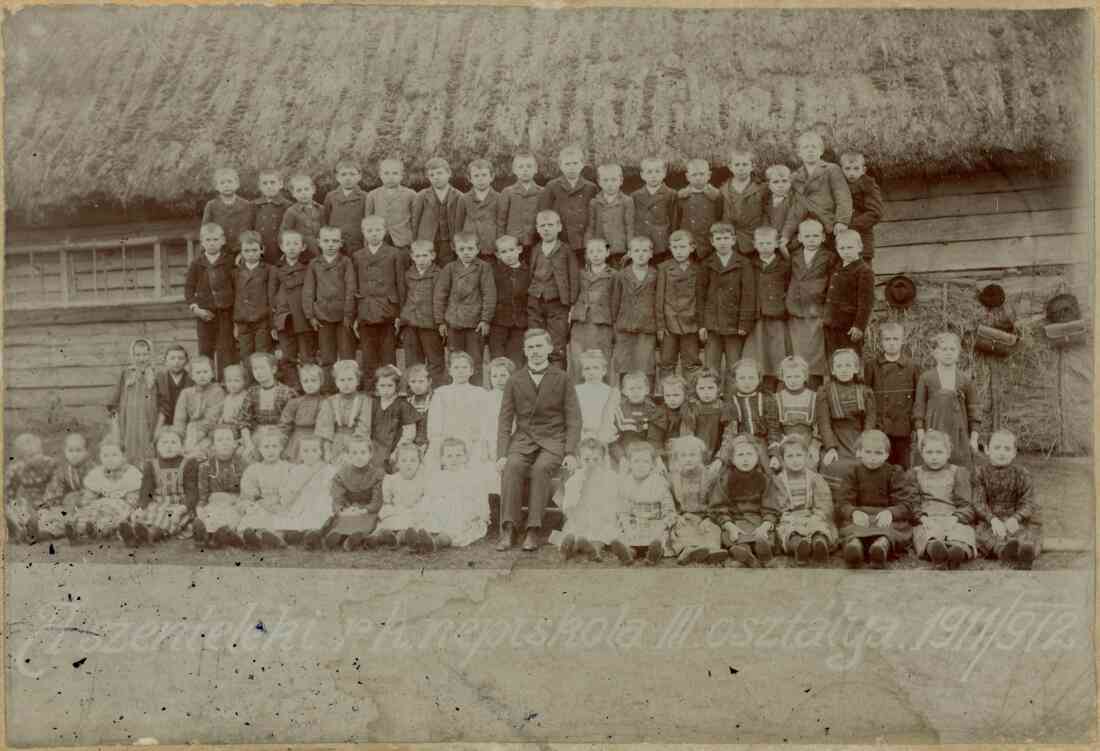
[2,3,1095,746]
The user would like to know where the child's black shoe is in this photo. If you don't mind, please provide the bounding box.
[323,532,345,550]
[1000,539,1020,562]
[645,540,663,565]
[282,530,304,546]
[677,546,709,565]
[843,539,864,568]
[706,549,730,566]
[868,537,890,567]
[415,529,435,553]
[729,544,757,568]
[375,530,398,548]
[946,543,967,569]
[218,528,245,548]
[560,534,576,561]
[811,535,829,564]
[610,540,632,565]
[1017,542,1036,570]
[260,531,286,550]
[192,520,209,545]
[926,539,948,565]
[753,540,773,564]
[242,530,263,551]
[302,530,324,550]
[117,521,136,547]
[793,536,811,565]
[343,532,366,551]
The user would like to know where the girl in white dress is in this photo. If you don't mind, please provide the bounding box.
[236,427,296,549]
[272,436,337,542]
[419,437,491,551]
[426,352,495,487]
[370,443,432,547]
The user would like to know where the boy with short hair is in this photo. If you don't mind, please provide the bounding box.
[185,222,236,378]
[457,158,502,259]
[611,236,659,390]
[43,434,95,540]
[489,235,531,372]
[269,230,318,386]
[253,170,293,266]
[973,429,1041,569]
[699,223,756,394]
[538,144,598,256]
[202,167,255,258]
[434,231,497,380]
[863,322,919,468]
[302,226,356,371]
[527,209,579,368]
[156,344,193,435]
[656,229,704,388]
[744,226,791,391]
[569,238,616,383]
[792,131,853,243]
[365,158,417,252]
[234,230,274,381]
[323,160,368,253]
[786,218,832,386]
[674,158,723,260]
[352,215,404,393]
[719,145,766,257]
[398,240,447,387]
[586,163,635,266]
[763,164,808,254]
[496,153,542,253]
[411,156,463,266]
[836,429,909,567]
[281,173,325,255]
[632,157,676,264]
[840,151,885,265]
[823,229,874,359]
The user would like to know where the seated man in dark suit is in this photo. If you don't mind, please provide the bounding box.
[496,328,581,551]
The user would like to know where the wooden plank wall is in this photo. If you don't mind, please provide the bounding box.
[3,170,1091,429]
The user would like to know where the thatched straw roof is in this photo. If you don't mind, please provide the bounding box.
[4,7,1089,224]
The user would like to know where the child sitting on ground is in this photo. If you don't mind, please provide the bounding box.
[41,434,95,541]
[667,435,728,566]
[325,437,384,550]
[901,430,978,569]
[599,371,661,468]
[711,433,773,568]
[235,427,296,550]
[556,438,619,563]
[123,427,193,546]
[418,437,490,552]
[316,359,372,464]
[426,352,494,485]
[192,425,251,549]
[973,429,1040,569]
[835,430,909,568]
[272,436,337,546]
[4,433,58,543]
[370,443,431,549]
[280,363,325,462]
[764,435,836,566]
[174,355,226,460]
[607,441,675,565]
[70,441,142,544]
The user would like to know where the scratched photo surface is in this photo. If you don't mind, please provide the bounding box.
[3,5,1095,746]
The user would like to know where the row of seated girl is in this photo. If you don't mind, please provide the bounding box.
[5,424,491,553]
[555,427,1040,569]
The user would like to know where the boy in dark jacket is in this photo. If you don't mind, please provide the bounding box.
[489,235,531,372]
[568,239,616,383]
[863,322,919,468]
[719,146,766,257]
[201,167,254,258]
[611,237,659,391]
[398,240,446,388]
[269,230,317,389]
[253,170,292,266]
[433,231,497,381]
[411,157,463,267]
[656,230,704,389]
[674,159,723,261]
[496,154,542,254]
[281,174,325,256]
[699,223,756,395]
[302,226,356,372]
[537,145,598,257]
[527,210,579,369]
[456,159,502,259]
[185,223,236,379]
[836,430,910,567]
[632,157,676,264]
[823,230,875,359]
[352,215,404,394]
[744,226,791,392]
[234,231,274,383]
[841,152,885,265]
[323,161,368,254]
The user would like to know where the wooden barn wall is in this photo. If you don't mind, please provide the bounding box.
[3,170,1092,437]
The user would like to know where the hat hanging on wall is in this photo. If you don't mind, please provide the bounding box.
[1043,292,1086,349]
[884,275,916,309]
[1045,293,1080,324]
[977,284,1006,309]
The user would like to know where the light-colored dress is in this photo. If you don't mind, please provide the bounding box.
[907,464,977,558]
[236,460,297,531]
[575,382,614,439]
[426,383,496,491]
[271,461,337,533]
[376,471,433,532]
[558,462,620,545]
[174,383,227,460]
[76,465,143,535]
[421,465,491,547]
[612,471,676,553]
[765,469,837,551]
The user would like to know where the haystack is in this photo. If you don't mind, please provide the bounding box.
[4,7,1090,224]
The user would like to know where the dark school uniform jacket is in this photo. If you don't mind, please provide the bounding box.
[719,179,767,255]
[570,266,615,325]
[762,189,808,249]
[253,194,292,265]
[234,262,274,323]
[202,195,255,255]
[496,182,542,248]
[836,463,908,524]
[847,174,885,259]
[656,258,703,336]
[302,254,355,324]
[323,187,369,251]
[433,258,497,329]
[786,248,833,319]
[456,188,503,257]
[538,176,598,251]
[611,265,658,334]
[398,264,441,329]
[754,254,791,319]
[527,241,580,304]
[791,162,853,231]
[185,252,235,311]
[497,365,582,459]
[332,463,384,513]
[631,184,677,256]
[491,259,531,328]
[699,252,756,334]
[269,260,312,334]
[674,185,723,259]
[411,185,464,263]
[863,354,919,437]
[156,370,194,425]
[281,200,325,254]
[824,259,874,332]
[586,193,635,257]
[352,243,404,324]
